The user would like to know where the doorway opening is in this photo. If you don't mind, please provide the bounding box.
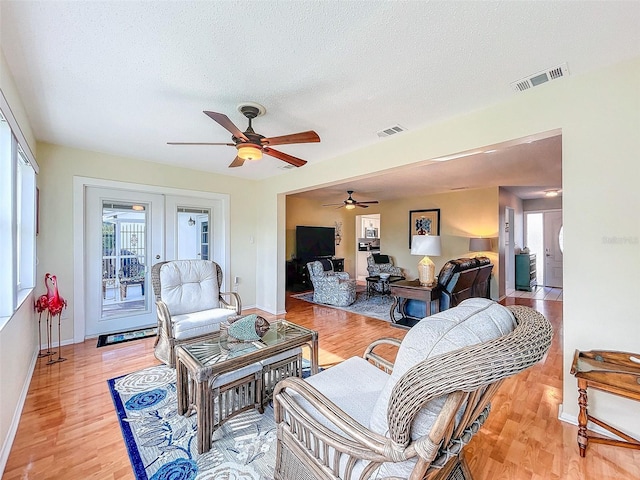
[525,210,563,288]
[355,214,380,281]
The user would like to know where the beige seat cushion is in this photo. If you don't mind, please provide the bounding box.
[171,308,234,340]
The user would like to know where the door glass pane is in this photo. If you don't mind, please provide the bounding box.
[102,202,148,318]
[177,207,211,260]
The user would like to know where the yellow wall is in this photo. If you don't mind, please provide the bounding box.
[287,187,499,295]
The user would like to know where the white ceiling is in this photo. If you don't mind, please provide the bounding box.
[2,1,639,198]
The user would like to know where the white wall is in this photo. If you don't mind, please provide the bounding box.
[261,57,640,437]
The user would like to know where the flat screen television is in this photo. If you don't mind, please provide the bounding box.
[296,226,335,260]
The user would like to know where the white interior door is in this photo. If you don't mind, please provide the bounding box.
[85,187,164,336]
[544,210,563,287]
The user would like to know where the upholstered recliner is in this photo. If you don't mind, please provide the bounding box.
[366,253,404,292]
[273,298,552,480]
[151,260,241,367]
[437,257,492,310]
[307,260,357,307]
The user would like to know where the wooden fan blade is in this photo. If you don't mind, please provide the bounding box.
[263,147,307,167]
[228,156,245,168]
[322,203,345,207]
[203,111,249,142]
[167,142,235,146]
[356,204,370,208]
[261,130,320,146]
[355,201,379,204]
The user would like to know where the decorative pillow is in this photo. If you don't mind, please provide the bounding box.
[319,258,333,271]
[369,298,517,441]
[373,254,390,264]
[228,314,270,341]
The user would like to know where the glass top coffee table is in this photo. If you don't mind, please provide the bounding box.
[175,319,318,453]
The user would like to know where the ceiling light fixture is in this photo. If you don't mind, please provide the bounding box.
[345,204,356,210]
[132,205,144,211]
[237,144,263,161]
[545,190,560,197]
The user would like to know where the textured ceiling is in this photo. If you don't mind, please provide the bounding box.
[2,1,639,197]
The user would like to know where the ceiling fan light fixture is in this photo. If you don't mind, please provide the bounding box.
[345,204,356,210]
[237,144,263,161]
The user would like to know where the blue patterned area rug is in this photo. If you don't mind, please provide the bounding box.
[292,290,393,322]
[108,364,278,480]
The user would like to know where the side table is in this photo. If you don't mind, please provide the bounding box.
[389,279,438,329]
[569,349,640,457]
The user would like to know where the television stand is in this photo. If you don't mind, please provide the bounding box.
[286,257,344,291]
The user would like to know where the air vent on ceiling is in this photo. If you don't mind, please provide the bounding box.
[279,164,296,170]
[377,124,407,138]
[511,63,569,92]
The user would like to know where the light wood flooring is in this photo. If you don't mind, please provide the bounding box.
[4,294,639,479]
[506,286,563,301]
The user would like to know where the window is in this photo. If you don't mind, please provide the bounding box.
[0,108,37,320]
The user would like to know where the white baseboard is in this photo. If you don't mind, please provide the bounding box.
[39,337,75,351]
[557,403,624,441]
[0,348,38,477]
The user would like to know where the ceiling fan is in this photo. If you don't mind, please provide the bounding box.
[323,191,379,210]
[168,103,320,168]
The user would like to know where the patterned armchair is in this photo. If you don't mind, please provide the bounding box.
[366,254,404,292]
[273,299,553,480]
[306,260,357,307]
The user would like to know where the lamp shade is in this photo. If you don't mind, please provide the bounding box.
[237,144,263,161]
[411,235,442,256]
[469,237,491,252]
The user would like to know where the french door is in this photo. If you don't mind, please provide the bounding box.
[85,188,164,336]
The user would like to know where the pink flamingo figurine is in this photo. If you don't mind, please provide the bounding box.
[34,273,53,358]
[46,274,67,364]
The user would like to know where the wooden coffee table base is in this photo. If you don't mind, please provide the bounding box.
[175,320,319,454]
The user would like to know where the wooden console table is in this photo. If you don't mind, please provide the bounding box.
[570,349,640,457]
[389,279,437,329]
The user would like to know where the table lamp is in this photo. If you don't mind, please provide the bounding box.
[469,237,491,254]
[411,235,441,286]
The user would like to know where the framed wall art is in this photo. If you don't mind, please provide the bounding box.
[409,209,440,248]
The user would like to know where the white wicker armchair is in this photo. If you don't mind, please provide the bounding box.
[151,260,241,367]
[273,299,553,480]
